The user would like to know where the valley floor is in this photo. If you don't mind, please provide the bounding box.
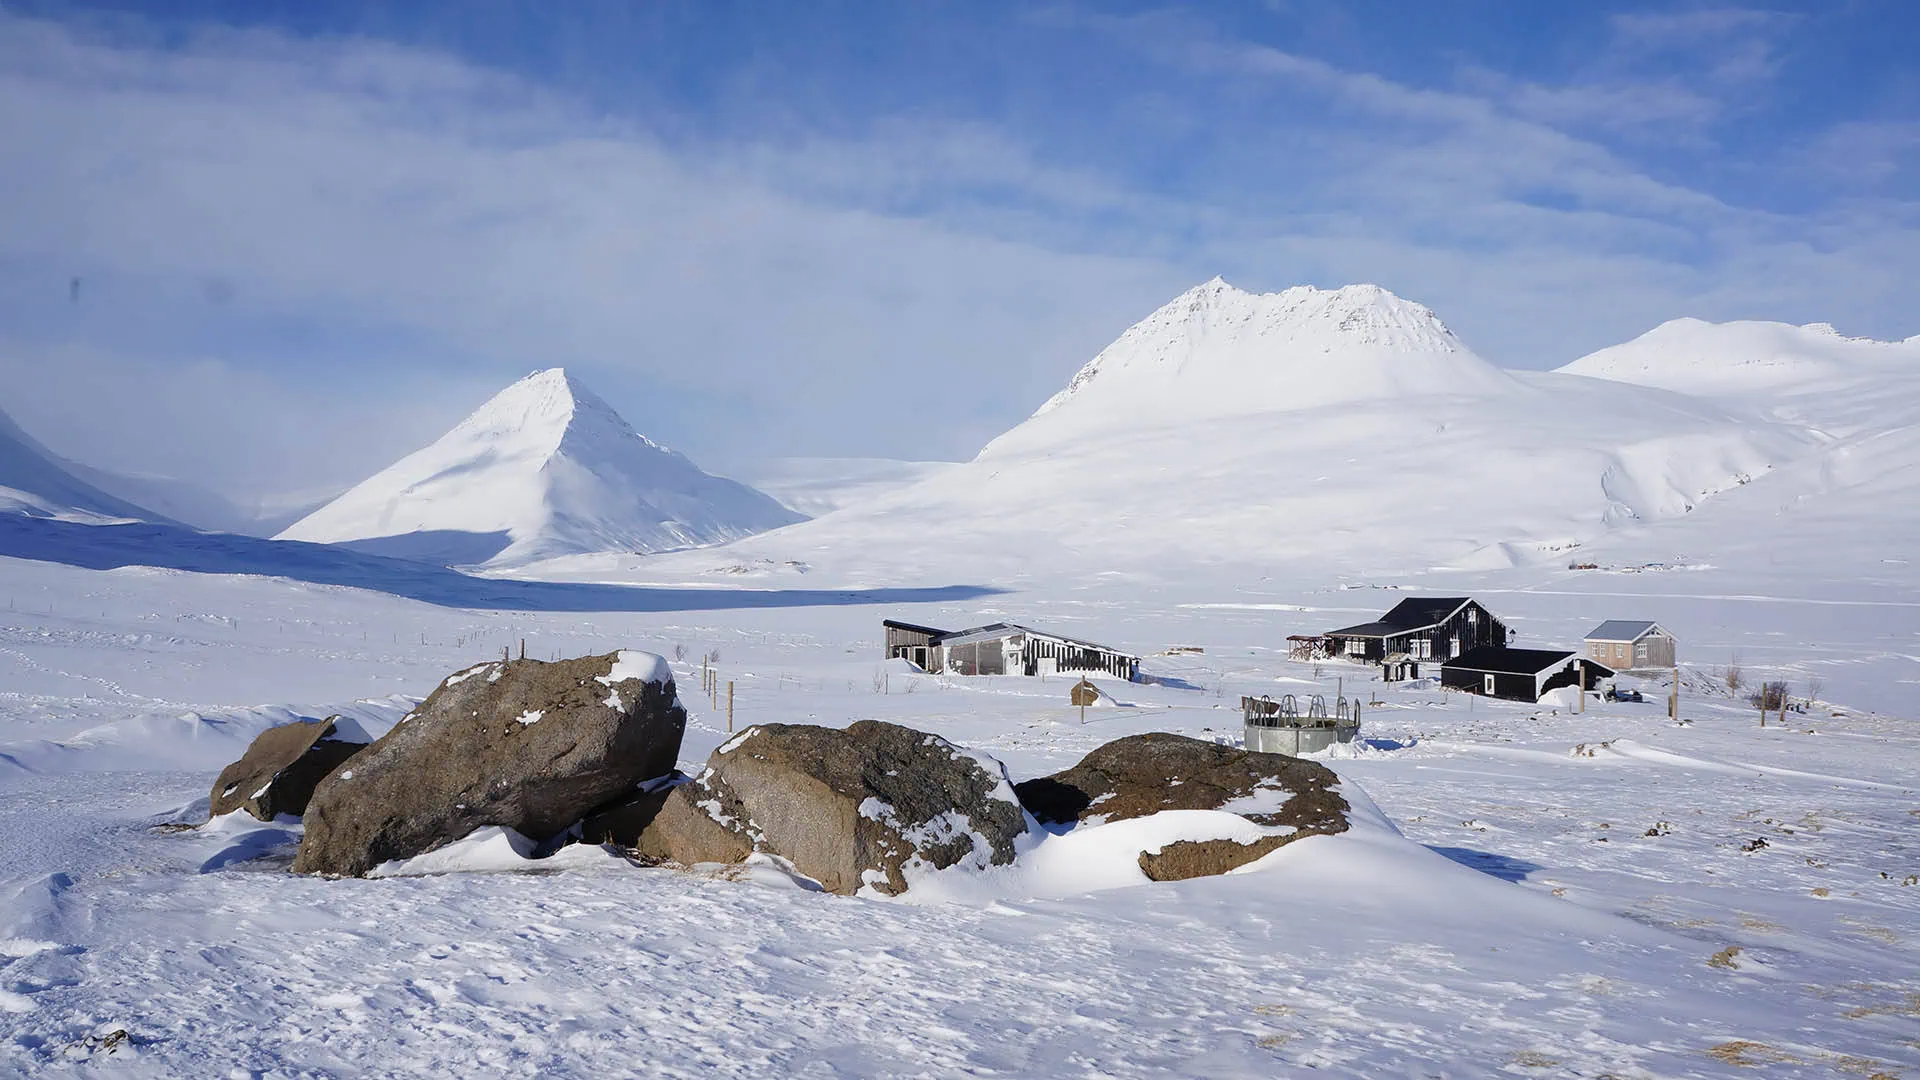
[0,555,1915,1078]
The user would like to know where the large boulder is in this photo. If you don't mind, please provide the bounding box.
[210,717,368,821]
[1014,732,1349,881]
[616,721,1027,895]
[292,651,686,877]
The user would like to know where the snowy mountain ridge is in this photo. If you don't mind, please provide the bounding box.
[1027,278,1512,430]
[1558,317,1920,399]
[279,368,803,566]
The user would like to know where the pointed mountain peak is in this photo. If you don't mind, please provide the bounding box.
[279,369,799,565]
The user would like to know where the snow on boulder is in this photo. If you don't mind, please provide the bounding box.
[292,651,685,877]
[1013,733,1349,881]
[208,716,369,822]
[617,721,1027,896]
[277,368,803,566]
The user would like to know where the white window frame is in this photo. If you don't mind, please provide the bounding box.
[1410,638,1431,660]
[1483,673,1497,695]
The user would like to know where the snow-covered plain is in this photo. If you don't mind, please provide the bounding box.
[0,550,1915,1077]
[0,281,1916,1076]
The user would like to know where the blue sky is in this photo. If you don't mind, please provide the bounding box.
[1,1,1915,496]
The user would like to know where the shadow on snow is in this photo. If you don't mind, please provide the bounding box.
[1425,845,1542,883]
[0,516,1001,614]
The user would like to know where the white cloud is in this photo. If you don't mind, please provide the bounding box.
[0,8,1912,500]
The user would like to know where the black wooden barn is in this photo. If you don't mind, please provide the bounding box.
[1440,647,1613,704]
[882,620,1139,680]
[1323,597,1510,673]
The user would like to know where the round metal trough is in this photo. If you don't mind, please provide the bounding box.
[1243,720,1360,756]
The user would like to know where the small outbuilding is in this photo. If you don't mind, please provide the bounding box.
[883,620,1139,681]
[1441,647,1613,704]
[1582,620,1676,671]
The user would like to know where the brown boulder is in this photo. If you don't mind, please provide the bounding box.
[626,721,1027,895]
[293,651,686,877]
[210,718,366,822]
[1014,732,1349,881]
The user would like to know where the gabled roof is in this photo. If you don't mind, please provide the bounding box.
[932,622,1132,656]
[1443,646,1581,676]
[1584,620,1665,643]
[1326,596,1474,638]
[883,619,948,637]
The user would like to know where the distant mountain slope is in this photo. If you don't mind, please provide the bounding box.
[0,406,172,524]
[730,458,963,517]
[278,369,803,566]
[598,280,1810,588]
[55,461,334,537]
[1558,318,1920,400]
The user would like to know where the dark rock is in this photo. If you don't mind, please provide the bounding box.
[1014,732,1349,881]
[292,651,685,877]
[634,721,1026,895]
[210,718,366,822]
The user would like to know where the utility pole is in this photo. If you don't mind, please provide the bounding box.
[727,681,735,733]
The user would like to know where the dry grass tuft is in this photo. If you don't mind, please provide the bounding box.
[1707,945,1743,969]
[1707,1040,1798,1066]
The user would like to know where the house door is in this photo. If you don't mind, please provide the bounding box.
[1483,674,1496,695]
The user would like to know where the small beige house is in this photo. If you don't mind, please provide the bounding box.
[1582,620,1676,671]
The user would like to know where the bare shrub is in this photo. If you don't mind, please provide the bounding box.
[1750,680,1789,724]
[1806,674,1825,704]
[1724,652,1744,694]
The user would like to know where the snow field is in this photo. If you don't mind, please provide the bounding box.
[0,552,1915,1076]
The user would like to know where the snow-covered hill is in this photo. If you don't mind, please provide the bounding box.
[1558,317,1920,401]
[279,369,803,566]
[1552,318,1920,588]
[592,281,1810,587]
[0,406,173,524]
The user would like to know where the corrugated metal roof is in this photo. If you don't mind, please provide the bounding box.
[1585,620,1662,643]
[932,622,1132,656]
[1442,646,1578,675]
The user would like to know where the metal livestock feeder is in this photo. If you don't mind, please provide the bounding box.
[1242,694,1360,756]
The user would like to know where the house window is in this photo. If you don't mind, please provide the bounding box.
[1410,638,1431,660]
[1483,674,1497,694]
[1448,637,1460,658]
[1345,639,1365,656]
[1466,608,1478,625]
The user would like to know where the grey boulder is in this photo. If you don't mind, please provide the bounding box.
[620,721,1027,895]
[1013,732,1349,881]
[210,717,368,822]
[293,651,686,877]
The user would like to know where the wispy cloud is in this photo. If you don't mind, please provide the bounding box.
[0,7,1911,498]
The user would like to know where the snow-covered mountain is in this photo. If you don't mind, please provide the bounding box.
[1552,317,1920,589]
[577,280,1817,588]
[1026,278,1515,428]
[278,369,803,566]
[1558,317,1920,400]
[0,406,174,524]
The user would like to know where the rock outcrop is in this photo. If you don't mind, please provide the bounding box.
[210,717,367,822]
[293,651,685,877]
[1014,732,1348,881]
[619,721,1027,895]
